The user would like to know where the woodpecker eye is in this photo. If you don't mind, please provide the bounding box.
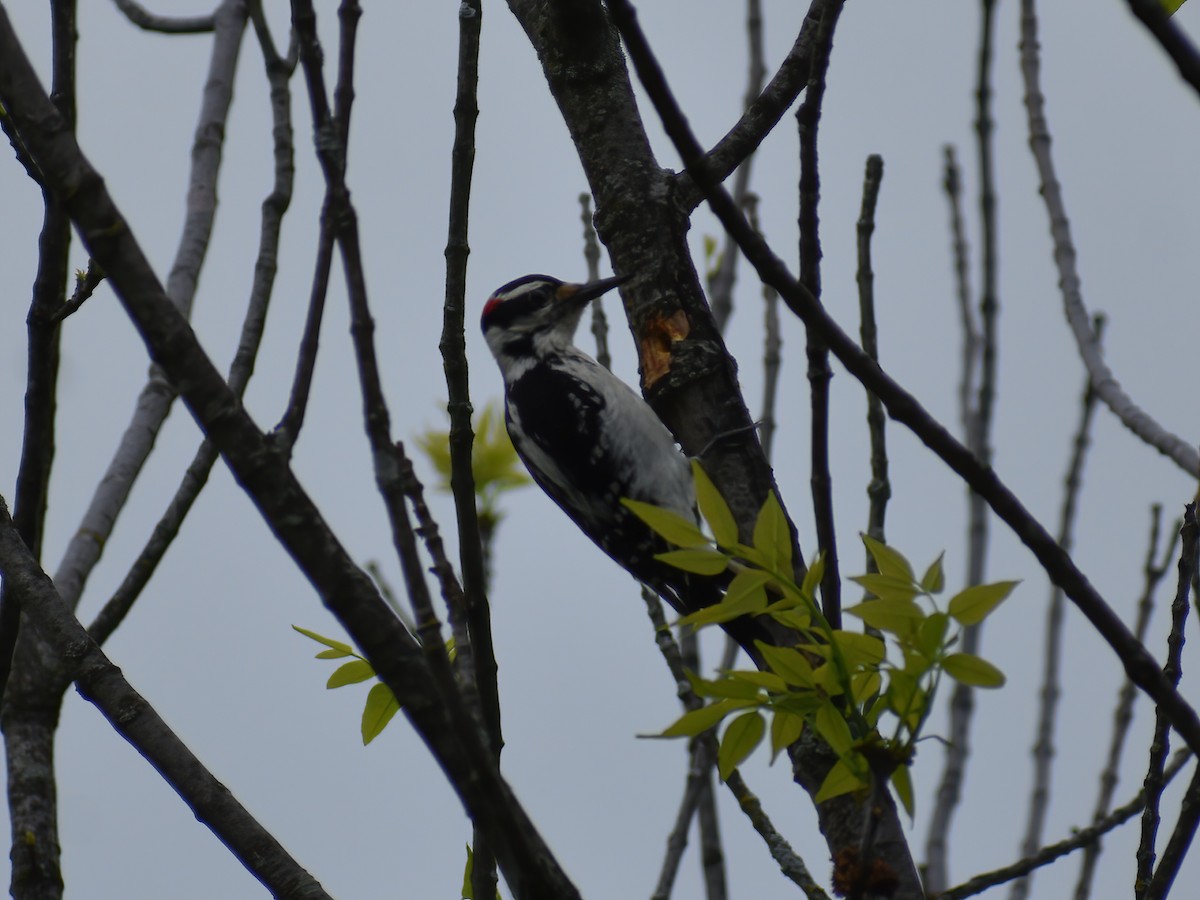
[480,274,562,332]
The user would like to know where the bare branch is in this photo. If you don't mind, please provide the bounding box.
[1138,504,1198,897]
[53,0,249,612]
[677,0,835,212]
[856,155,887,551]
[797,0,845,630]
[111,0,216,34]
[1011,317,1103,900]
[1075,505,1178,899]
[927,1,1000,884]
[1022,0,1200,477]
[0,498,332,899]
[938,750,1193,900]
[579,193,612,369]
[941,145,978,435]
[707,0,768,331]
[88,16,297,645]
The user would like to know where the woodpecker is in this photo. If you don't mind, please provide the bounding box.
[481,274,768,651]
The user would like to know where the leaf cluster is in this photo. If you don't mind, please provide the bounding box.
[627,463,1017,813]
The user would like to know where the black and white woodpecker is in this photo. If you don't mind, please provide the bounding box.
[481,274,768,651]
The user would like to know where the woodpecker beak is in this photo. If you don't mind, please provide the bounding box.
[556,274,630,306]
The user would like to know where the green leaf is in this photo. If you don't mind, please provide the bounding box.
[814,756,868,804]
[948,580,1019,626]
[756,642,816,688]
[677,573,767,627]
[844,598,925,634]
[917,612,950,658]
[718,711,765,780]
[725,669,788,692]
[769,709,805,761]
[315,647,355,660]
[920,553,946,594]
[293,624,356,656]
[659,698,754,738]
[691,460,738,547]
[942,652,1006,688]
[327,659,376,689]
[849,574,922,603]
[764,608,812,632]
[753,491,792,575]
[686,675,764,702]
[851,670,883,705]
[891,764,915,818]
[361,682,401,744]
[814,701,854,757]
[621,498,708,548]
[463,843,474,900]
[800,552,825,599]
[1162,0,1187,14]
[655,548,729,576]
[861,534,914,581]
[830,631,886,668]
[731,542,770,569]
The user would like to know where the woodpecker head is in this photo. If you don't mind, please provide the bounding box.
[481,274,627,362]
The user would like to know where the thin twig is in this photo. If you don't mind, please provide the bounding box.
[941,145,978,436]
[438,3,496,895]
[640,588,828,898]
[88,10,297,644]
[856,155,886,553]
[677,0,835,212]
[796,0,844,631]
[937,750,1193,900]
[53,0,249,612]
[579,193,612,370]
[1075,506,1178,899]
[48,259,105,323]
[1137,504,1197,897]
[1011,317,1103,900]
[708,0,768,332]
[111,0,216,34]
[606,0,1200,765]
[1022,0,1199,477]
[926,2,999,886]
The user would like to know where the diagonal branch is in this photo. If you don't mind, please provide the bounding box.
[0,12,580,895]
[676,0,835,212]
[606,0,1200,763]
[1022,0,1199,477]
[0,498,332,900]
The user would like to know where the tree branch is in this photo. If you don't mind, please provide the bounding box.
[1023,0,1199,477]
[111,0,216,34]
[607,0,1200,764]
[0,498,332,899]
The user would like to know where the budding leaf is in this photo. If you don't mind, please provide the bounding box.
[891,765,916,818]
[770,710,805,761]
[293,624,356,656]
[844,597,925,633]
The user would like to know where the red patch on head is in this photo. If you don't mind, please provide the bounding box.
[482,295,503,322]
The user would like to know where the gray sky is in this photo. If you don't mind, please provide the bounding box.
[1,0,1198,897]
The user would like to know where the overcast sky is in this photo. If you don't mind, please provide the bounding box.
[1,1,1199,898]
